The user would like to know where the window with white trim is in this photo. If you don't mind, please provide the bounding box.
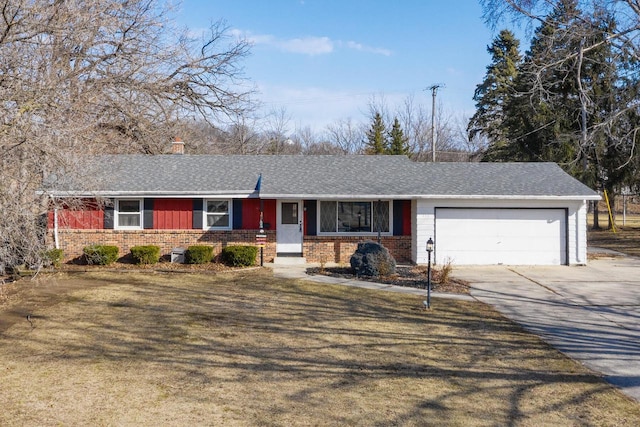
[116,199,142,229]
[205,199,231,229]
[319,201,390,234]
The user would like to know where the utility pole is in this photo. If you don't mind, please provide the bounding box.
[427,84,443,162]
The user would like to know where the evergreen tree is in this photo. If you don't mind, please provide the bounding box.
[583,12,638,227]
[485,0,588,166]
[497,0,581,161]
[467,29,521,157]
[478,0,640,228]
[388,117,410,155]
[365,112,388,154]
[487,0,637,227]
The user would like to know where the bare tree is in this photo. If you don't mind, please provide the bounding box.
[398,95,431,156]
[292,125,318,153]
[407,100,469,162]
[224,119,261,154]
[458,114,489,156]
[0,0,253,272]
[324,118,365,154]
[261,107,299,154]
[365,94,393,127]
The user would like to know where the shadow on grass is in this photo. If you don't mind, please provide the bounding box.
[2,269,639,425]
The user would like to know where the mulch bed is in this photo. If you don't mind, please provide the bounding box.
[306,265,470,295]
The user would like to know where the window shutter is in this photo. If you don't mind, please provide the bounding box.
[192,199,203,229]
[232,199,243,229]
[393,200,403,236]
[143,198,154,229]
[304,200,317,236]
[104,199,114,229]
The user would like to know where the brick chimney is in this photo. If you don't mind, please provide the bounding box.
[171,137,184,155]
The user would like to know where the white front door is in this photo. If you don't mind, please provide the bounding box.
[276,200,303,255]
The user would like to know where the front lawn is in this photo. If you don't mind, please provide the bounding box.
[589,225,640,258]
[1,270,639,426]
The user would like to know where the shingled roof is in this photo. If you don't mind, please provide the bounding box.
[48,155,599,200]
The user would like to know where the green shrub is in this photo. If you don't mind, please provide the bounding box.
[220,245,258,267]
[83,245,119,265]
[44,248,64,267]
[130,245,161,265]
[185,245,214,264]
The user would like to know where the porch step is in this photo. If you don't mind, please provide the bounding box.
[273,255,307,265]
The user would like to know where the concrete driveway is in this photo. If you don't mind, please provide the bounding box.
[452,255,640,402]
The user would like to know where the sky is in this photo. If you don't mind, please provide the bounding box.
[176,0,511,132]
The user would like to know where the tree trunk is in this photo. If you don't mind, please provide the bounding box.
[592,200,601,230]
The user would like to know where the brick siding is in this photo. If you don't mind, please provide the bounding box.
[303,235,412,264]
[52,230,412,265]
[52,229,277,263]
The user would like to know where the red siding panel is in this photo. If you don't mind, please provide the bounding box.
[51,200,104,229]
[402,200,412,236]
[240,199,277,230]
[263,200,277,231]
[242,199,261,229]
[153,199,193,229]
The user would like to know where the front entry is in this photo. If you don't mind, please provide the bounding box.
[276,200,303,256]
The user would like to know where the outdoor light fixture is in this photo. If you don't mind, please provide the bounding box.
[424,237,434,309]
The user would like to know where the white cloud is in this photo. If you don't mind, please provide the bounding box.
[258,85,367,130]
[281,36,334,55]
[258,85,413,131]
[343,41,392,56]
[231,29,390,57]
[231,30,331,55]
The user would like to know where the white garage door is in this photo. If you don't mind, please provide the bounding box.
[435,208,567,265]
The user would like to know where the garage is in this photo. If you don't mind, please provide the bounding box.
[434,208,567,265]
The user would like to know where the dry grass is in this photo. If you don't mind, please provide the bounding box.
[588,214,640,258]
[1,269,639,426]
[589,226,640,258]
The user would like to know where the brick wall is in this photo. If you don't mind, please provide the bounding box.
[303,236,412,264]
[52,229,277,263]
[52,230,412,265]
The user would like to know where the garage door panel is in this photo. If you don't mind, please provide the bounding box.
[435,208,566,265]
[441,249,563,266]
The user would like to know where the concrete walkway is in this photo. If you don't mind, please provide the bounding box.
[453,255,640,402]
[268,262,474,301]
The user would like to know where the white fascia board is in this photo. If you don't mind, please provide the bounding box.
[47,191,600,201]
[260,193,413,199]
[414,194,601,201]
[47,191,258,198]
[261,193,601,201]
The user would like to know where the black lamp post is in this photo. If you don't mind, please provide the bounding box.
[425,237,434,309]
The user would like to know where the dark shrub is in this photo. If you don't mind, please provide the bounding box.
[83,245,119,265]
[185,245,214,264]
[44,248,64,267]
[350,241,396,277]
[130,245,161,265]
[220,245,258,267]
